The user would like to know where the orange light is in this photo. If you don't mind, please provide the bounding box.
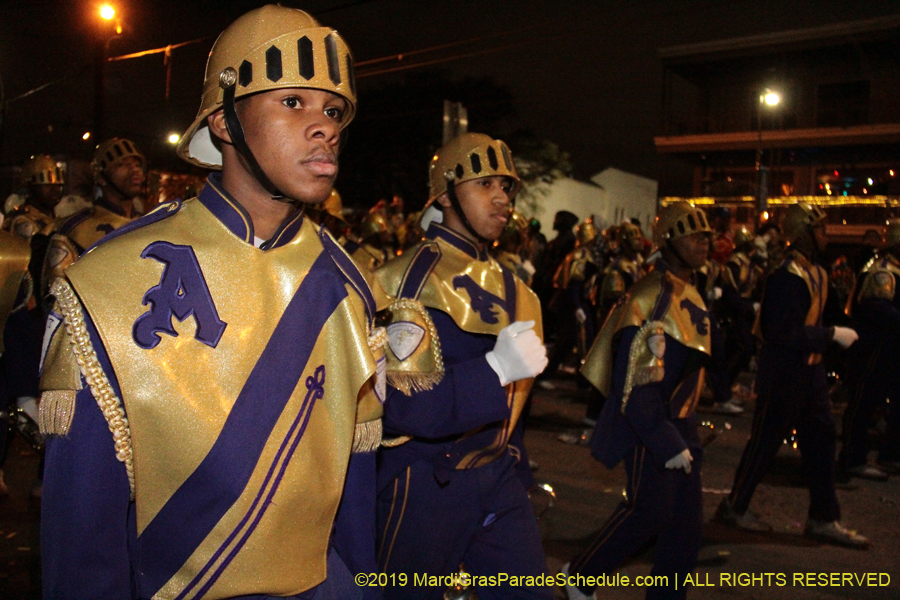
[82,132,91,140]
[100,5,115,20]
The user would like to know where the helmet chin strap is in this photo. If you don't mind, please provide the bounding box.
[222,84,286,201]
[444,171,490,245]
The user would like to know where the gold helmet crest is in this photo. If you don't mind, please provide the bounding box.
[177,5,357,169]
[575,218,599,247]
[428,133,520,205]
[92,138,146,178]
[653,201,712,247]
[21,155,64,186]
[782,201,826,245]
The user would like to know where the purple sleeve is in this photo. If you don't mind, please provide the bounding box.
[41,384,134,599]
[382,309,510,439]
[332,451,381,600]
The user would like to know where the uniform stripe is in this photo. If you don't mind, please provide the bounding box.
[139,251,347,596]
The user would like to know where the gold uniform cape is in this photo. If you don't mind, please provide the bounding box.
[581,267,711,417]
[43,203,133,296]
[375,226,542,465]
[39,190,384,599]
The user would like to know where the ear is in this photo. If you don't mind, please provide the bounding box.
[207,110,231,144]
[435,192,451,210]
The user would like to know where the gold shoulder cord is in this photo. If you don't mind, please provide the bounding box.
[51,278,135,499]
[620,320,666,415]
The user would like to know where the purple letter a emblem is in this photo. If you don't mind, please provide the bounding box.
[133,241,227,349]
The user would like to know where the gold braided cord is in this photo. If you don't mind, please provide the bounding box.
[367,326,388,353]
[620,320,666,415]
[51,278,135,499]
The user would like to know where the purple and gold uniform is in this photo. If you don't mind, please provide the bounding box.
[39,5,387,598]
[42,199,133,297]
[839,250,900,472]
[39,175,386,599]
[573,261,710,599]
[726,248,839,520]
[374,223,550,600]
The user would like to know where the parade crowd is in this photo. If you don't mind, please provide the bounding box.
[0,5,896,600]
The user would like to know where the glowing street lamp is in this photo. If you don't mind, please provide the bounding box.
[755,87,782,227]
[762,91,781,107]
[167,133,181,145]
[94,3,121,142]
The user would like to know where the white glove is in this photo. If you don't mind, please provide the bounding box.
[575,308,587,324]
[485,320,548,386]
[664,448,693,474]
[832,326,858,349]
[710,287,723,301]
[752,302,761,314]
[521,260,536,276]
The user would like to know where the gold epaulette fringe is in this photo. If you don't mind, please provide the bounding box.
[352,419,383,453]
[385,298,444,395]
[621,320,666,415]
[38,390,76,436]
[52,278,135,499]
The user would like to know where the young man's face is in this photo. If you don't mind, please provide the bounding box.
[670,231,710,270]
[103,156,145,200]
[232,88,347,204]
[438,175,513,243]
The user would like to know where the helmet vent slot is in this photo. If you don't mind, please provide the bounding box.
[325,35,341,85]
[266,46,283,82]
[239,60,253,87]
[298,37,315,80]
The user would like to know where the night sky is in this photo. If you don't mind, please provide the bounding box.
[1,0,898,200]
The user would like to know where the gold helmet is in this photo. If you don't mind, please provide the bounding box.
[92,138,146,178]
[21,155,64,186]
[884,219,900,249]
[177,5,356,170]
[575,218,598,247]
[733,224,753,247]
[427,133,520,204]
[653,201,712,247]
[619,221,642,242]
[360,210,390,239]
[498,210,529,247]
[782,201,826,245]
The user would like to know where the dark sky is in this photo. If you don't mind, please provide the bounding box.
[2,0,899,196]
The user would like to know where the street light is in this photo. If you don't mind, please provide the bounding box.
[94,4,122,143]
[755,87,781,229]
[167,133,180,145]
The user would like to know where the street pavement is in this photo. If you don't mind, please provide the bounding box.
[529,376,899,600]
[0,375,897,599]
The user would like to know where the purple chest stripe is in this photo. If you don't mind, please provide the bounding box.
[138,252,346,597]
